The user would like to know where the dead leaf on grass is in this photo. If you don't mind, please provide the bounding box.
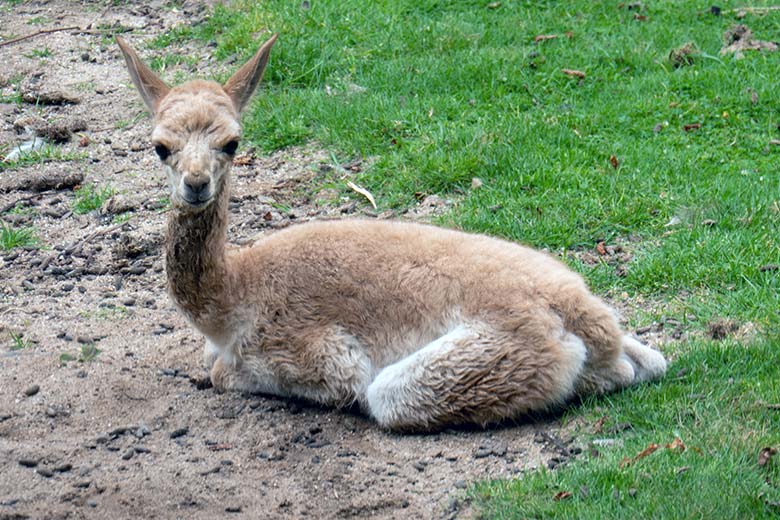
[666,437,686,452]
[346,181,377,209]
[593,414,608,434]
[676,466,690,475]
[486,1,501,8]
[596,241,607,256]
[758,447,777,467]
[561,69,586,79]
[553,491,572,501]
[620,443,659,468]
[683,123,701,132]
[534,34,558,43]
[609,155,619,169]
[769,140,780,147]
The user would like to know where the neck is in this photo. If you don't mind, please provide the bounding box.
[165,176,230,323]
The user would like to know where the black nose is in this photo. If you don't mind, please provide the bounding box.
[183,177,210,201]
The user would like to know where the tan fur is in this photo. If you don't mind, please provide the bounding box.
[117,35,667,432]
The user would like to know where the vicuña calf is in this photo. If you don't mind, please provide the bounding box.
[117,35,666,431]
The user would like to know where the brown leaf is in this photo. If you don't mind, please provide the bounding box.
[683,123,701,132]
[620,443,659,468]
[593,415,608,433]
[562,69,586,79]
[78,135,90,147]
[553,491,572,501]
[596,242,607,256]
[609,155,619,169]
[759,447,777,467]
[486,1,501,8]
[534,34,558,43]
[666,437,686,452]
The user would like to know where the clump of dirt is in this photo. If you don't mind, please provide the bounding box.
[707,318,740,340]
[721,24,779,57]
[669,42,697,67]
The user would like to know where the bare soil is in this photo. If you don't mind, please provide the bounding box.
[0,2,663,519]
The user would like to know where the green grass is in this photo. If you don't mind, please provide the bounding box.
[59,344,102,366]
[25,47,52,59]
[0,222,38,250]
[9,332,33,351]
[72,183,114,215]
[155,1,780,516]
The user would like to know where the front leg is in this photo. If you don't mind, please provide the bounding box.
[210,355,284,396]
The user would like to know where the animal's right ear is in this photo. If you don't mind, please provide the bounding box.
[116,36,170,115]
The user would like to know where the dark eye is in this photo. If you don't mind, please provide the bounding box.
[222,140,239,156]
[154,143,171,161]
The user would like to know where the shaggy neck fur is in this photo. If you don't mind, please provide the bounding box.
[165,175,231,323]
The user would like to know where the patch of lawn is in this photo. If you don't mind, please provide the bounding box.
[0,221,38,250]
[72,183,114,215]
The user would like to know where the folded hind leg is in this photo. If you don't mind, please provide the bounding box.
[364,322,588,431]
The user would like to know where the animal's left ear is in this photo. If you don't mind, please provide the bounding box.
[222,33,278,113]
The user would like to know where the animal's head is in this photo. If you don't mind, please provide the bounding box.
[116,34,277,212]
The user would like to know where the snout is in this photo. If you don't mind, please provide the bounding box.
[181,175,212,207]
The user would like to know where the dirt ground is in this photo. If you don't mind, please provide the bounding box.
[0,2,667,519]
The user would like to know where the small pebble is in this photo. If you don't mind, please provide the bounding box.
[54,463,72,473]
[454,480,467,489]
[121,448,135,460]
[36,467,54,478]
[18,458,39,468]
[170,427,189,439]
[225,506,242,513]
[24,385,40,397]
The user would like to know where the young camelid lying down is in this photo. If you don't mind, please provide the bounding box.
[116,34,666,431]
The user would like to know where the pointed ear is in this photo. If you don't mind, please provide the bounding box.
[116,36,170,115]
[223,33,278,113]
